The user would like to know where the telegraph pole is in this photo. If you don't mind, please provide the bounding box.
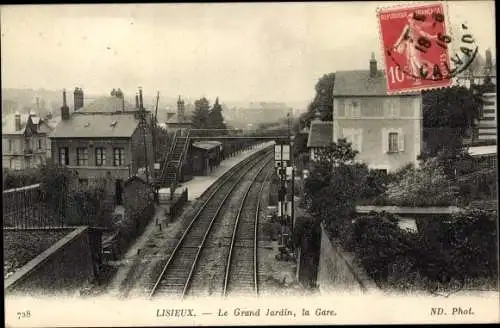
[152,91,160,202]
[288,112,295,236]
[139,87,150,184]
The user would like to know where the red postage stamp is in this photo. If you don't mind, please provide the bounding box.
[378,3,465,94]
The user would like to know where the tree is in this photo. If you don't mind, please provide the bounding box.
[422,86,482,157]
[207,97,227,133]
[192,97,210,129]
[300,73,335,128]
[304,139,365,234]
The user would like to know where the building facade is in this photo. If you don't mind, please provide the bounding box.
[2,112,53,170]
[476,92,497,143]
[49,88,154,205]
[332,54,423,173]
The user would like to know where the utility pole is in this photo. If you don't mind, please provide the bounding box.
[280,139,285,246]
[139,87,150,184]
[152,92,160,178]
[288,112,295,236]
[152,91,160,203]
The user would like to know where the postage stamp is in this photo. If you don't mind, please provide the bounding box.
[378,2,479,94]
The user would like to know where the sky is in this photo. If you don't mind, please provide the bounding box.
[1,2,496,104]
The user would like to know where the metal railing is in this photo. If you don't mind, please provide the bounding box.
[173,128,191,190]
[158,129,178,187]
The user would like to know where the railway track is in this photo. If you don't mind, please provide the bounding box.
[149,148,273,299]
[222,160,273,298]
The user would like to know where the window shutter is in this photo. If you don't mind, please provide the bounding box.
[382,128,388,153]
[398,130,405,152]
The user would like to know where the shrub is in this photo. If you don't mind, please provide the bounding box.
[2,168,42,189]
[346,209,498,291]
[384,157,458,206]
[456,169,497,204]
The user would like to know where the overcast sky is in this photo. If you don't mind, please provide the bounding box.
[1,2,496,104]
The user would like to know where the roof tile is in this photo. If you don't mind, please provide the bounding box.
[49,112,140,138]
[307,121,333,148]
[333,70,419,96]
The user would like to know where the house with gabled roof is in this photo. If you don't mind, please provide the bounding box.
[49,88,154,205]
[307,117,333,162]
[332,53,423,173]
[2,111,53,170]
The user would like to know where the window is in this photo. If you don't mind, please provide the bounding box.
[388,132,399,153]
[8,140,13,152]
[96,147,106,166]
[78,178,89,187]
[382,128,405,154]
[76,147,89,166]
[346,100,361,118]
[113,148,124,166]
[386,98,400,118]
[58,147,69,165]
[38,139,43,149]
[10,158,21,170]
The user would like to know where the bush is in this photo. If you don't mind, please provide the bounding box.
[456,169,497,204]
[345,209,498,291]
[2,168,42,189]
[383,157,458,206]
[65,184,110,227]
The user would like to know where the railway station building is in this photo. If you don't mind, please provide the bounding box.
[189,141,223,176]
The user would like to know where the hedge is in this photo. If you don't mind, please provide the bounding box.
[340,209,498,292]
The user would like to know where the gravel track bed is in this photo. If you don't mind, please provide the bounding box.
[186,159,270,298]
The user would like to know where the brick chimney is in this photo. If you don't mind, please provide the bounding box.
[138,87,144,110]
[61,89,70,120]
[135,93,139,109]
[14,112,21,131]
[74,87,84,111]
[115,88,124,99]
[370,52,377,77]
[177,96,185,121]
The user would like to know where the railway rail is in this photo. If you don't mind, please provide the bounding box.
[222,160,272,298]
[149,147,273,299]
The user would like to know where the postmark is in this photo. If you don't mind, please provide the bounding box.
[377,2,479,94]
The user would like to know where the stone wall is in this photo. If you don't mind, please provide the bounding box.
[317,225,377,294]
[4,227,99,296]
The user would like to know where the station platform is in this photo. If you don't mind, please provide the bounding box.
[159,141,274,201]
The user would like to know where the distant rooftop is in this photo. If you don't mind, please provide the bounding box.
[78,96,137,113]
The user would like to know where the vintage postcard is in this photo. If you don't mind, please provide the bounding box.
[2,2,498,326]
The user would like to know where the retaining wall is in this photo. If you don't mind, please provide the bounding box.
[317,225,377,294]
[4,226,100,296]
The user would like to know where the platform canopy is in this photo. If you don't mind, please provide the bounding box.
[192,140,223,150]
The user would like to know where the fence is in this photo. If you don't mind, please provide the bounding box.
[3,178,111,229]
[2,184,65,228]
